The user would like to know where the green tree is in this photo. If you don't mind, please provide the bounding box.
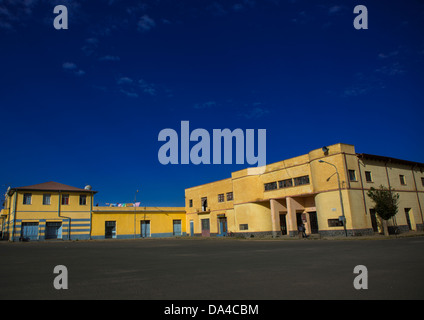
[367,185,400,235]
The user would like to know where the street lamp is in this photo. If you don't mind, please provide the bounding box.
[318,160,348,237]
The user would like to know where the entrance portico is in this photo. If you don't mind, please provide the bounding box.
[270,196,317,237]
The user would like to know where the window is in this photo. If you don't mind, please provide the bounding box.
[239,224,249,230]
[79,195,87,206]
[278,178,293,188]
[201,197,208,211]
[328,219,344,227]
[226,192,233,201]
[264,181,278,191]
[43,194,51,205]
[348,170,357,181]
[23,193,32,205]
[399,175,406,185]
[62,194,69,205]
[421,177,424,187]
[293,175,310,186]
[365,171,373,182]
[218,193,225,203]
[189,199,193,207]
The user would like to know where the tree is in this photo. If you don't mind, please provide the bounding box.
[367,185,400,235]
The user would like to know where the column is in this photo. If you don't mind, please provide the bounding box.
[286,197,298,237]
[270,199,280,238]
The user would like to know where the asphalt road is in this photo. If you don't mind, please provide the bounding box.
[0,237,423,300]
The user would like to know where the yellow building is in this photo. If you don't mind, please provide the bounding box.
[0,181,186,241]
[185,143,424,237]
[2,143,423,241]
[91,206,186,239]
[1,181,96,241]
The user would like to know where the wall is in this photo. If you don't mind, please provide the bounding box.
[91,207,186,239]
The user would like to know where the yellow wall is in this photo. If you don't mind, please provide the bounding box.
[91,207,186,239]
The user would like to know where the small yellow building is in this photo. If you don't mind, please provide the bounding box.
[91,206,186,239]
[185,143,424,237]
[1,181,96,241]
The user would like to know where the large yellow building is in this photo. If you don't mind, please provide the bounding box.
[185,143,424,237]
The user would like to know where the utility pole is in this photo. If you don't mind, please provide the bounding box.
[134,189,139,239]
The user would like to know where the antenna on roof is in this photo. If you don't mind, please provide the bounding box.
[84,185,92,190]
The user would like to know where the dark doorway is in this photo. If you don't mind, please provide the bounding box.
[370,209,378,232]
[280,214,287,235]
[105,221,116,239]
[405,208,412,230]
[296,212,303,228]
[309,212,319,234]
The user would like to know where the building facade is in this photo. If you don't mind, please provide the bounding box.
[2,143,423,241]
[185,143,424,237]
[0,182,185,241]
[91,206,186,239]
[1,182,96,241]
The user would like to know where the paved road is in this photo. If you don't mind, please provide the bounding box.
[0,237,423,300]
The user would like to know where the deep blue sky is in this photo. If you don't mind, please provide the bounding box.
[1,0,423,206]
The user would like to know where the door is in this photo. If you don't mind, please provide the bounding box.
[280,214,287,235]
[296,212,303,229]
[173,220,182,236]
[105,221,116,239]
[405,208,412,230]
[309,212,319,234]
[190,220,194,236]
[140,220,150,238]
[218,217,227,236]
[21,222,39,241]
[201,218,210,237]
[45,222,62,239]
[370,209,378,232]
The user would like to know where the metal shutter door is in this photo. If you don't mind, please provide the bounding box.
[21,222,39,240]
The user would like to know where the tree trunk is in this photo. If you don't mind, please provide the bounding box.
[382,219,389,236]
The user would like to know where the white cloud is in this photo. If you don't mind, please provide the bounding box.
[62,62,85,76]
[242,106,269,119]
[193,101,217,109]
[62,62,77,70]
[137,14,155,32]
[117,77,133,85]
[120,89,138,98]
[99,55,120,61]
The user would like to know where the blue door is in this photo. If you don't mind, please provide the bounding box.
[141,220,150,237]
[218,217,227,236]
[173,220,182,236]
[190,220,194,236]
[45,222,62,239]
[21,222,39,240]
